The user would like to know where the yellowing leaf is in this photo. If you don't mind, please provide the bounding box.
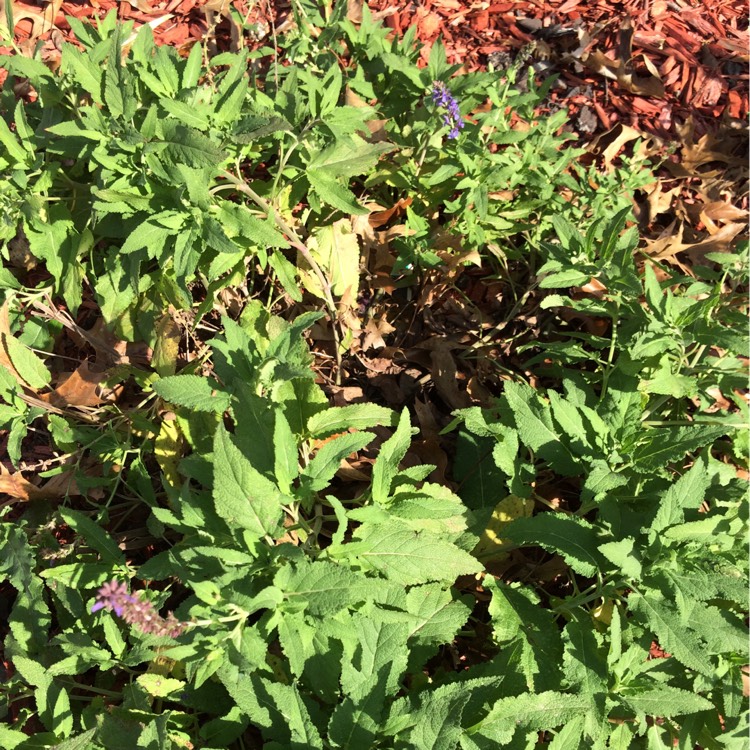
[136,673,185,699]
[155,417,184,489]
[473,495,534,561]
[152,311,181,377]
[299,220,361,300]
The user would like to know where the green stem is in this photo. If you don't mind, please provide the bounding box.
[220,170,343,383]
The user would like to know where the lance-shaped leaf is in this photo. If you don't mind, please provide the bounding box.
[213,424,285,537]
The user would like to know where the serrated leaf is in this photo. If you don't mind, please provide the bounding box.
[120,216,176,257]
[301,220,361,299]
[598,538,642,579]
[0,114,29,163]
[136,673,185,698]
[276,559,391,616]
[309,137,393,177]
[343,523,483,585]
[232,112,293,142]
[630,426,726,471]
[58,508,124,566]
[404,584,472,645]
[471,691,591,741]
[562,616,607,711]
[218,203,289,247]
[503,514,605,577]
[504,382,579,475]
[48,727,98,750]
[3,334,51,389]
[308,168,369,215]
[371,408,413,504]
[620,686,713,717]
[262,681,324,748]
[159,97,210,131]
[301,432,375,492]
[213,424,285,537]
[154,375,230,413]
[629,593,713,676]
[486,577,562,690]
[307,404,397,437]
[181,40,202,88]
[650,457,711,536]
[329,617,409,749]
[104,26,127,119]
[152,121,226,168]
[61,45,103,104]
[273,409,298,494]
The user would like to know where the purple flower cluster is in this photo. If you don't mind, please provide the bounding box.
[431,81,464,139]
[92,580,184,638]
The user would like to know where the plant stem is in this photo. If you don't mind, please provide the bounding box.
[220,170,343,384]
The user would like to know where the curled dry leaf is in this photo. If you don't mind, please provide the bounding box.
[39,361,119,409]
[0,464,79,502]
[8,0,64,42]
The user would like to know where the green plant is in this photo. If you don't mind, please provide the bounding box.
[0,5,746,749]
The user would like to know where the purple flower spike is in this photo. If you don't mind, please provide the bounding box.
[431,81,464,140]
[92,580,184,638]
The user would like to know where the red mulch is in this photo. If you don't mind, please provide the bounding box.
[4,0,747,142]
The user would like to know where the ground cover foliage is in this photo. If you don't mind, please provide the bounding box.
[0,2,748,748]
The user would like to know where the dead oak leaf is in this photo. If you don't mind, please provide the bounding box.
[0,464,79,502]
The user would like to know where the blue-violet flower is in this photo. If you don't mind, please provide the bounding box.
[92,579,184,638]
[431,81,464,139]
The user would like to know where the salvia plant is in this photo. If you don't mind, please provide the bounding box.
[0,2,746,749]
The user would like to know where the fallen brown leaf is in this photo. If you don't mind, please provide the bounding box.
[39,361,116,408]
[0,464,79,502]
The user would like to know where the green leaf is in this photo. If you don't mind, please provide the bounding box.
[104,25,129,119]
[308,137,393,178]
[262,681,324,748]
[620,686,713,717]
[629,593,713,676]
[0,114,29,163]
[213,423,285,537]
[598,538,642,579]
[630,426,727,472]
[548,717,586,750]
[504,382,579,475]
[182,40,202,88]
[276,559,391,616]
[371,408,413,504]
[58,508,125,565]
[154,375,230,413]
[561,616,607,717]
[503,514,605,577]
[486,578,562,690]
[152,121,226,168]
[218,203,289,248]
[307,168,369,215]
[159,97,210,130]
[342,523,483,585]
[0,526,51,653]
[650,457,711,536]
[300,432,375,492]
[47,728,98,750]
[307,404,397,437]
[120,216,176,257]
[273,409,298,494]
[470,691,591,744]
[61,44,103,104]
[328,617,410,749]
[403,584,472,645]
[3,334,51,389]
